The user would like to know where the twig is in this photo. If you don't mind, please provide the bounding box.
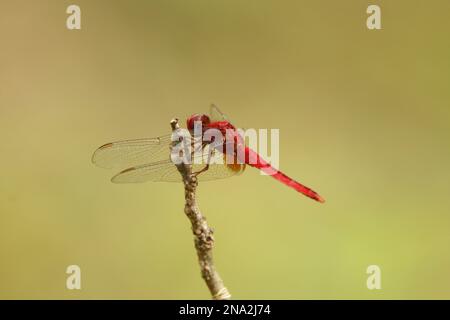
[170,118,231,300]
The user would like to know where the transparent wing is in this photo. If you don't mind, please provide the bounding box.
[91,134,172,169]
[209,104,230,123]
[194,143,246,181]
[209,104,246,132]
[111,159,181,183]
[195,162,246,181]
[111,143,245,183]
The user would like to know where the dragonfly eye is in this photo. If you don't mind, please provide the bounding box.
[187,114,211,131]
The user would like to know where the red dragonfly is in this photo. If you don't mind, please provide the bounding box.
[92,105,325,203]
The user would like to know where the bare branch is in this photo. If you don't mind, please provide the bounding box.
[170,118,231,300]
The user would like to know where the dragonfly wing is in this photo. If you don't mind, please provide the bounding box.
[112,145,245,183]
[112,159,182,183]
[194,162,245,181]
[92,134,172,169]
[209,104,245,132]
[209,104,230,123]
[192,143,246,181]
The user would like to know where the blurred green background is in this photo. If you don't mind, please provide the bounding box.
[1,0,450,299]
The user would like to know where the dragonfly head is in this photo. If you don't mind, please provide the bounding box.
[187,114,211,132]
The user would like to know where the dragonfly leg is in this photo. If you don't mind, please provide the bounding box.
[191,139,212,177]
[193,164,210,177]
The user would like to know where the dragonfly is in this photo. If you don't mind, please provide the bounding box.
[92,105,325,203]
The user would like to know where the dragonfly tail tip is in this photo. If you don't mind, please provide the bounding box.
[317,195,325,203]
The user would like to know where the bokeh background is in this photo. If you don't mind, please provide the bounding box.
[1,0,450,299]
